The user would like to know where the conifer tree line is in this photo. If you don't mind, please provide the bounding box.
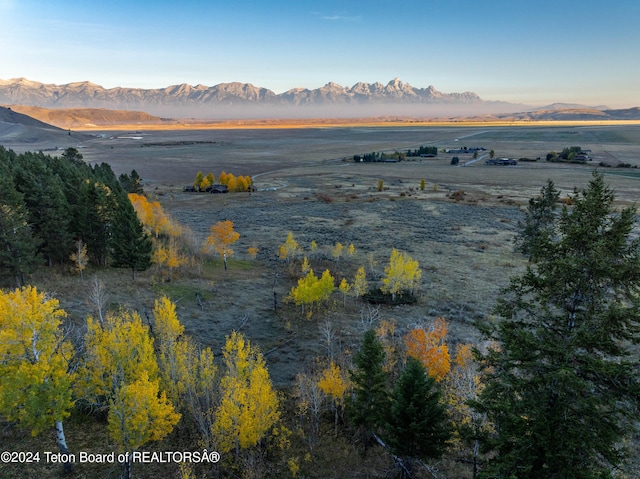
[0,146,152,285]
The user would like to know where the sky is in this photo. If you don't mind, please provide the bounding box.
[1,0,639,108]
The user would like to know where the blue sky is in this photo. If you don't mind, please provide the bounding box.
[1,0,639,107]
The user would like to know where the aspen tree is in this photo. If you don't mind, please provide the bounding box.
[69,239,89,279]
[404,317,451,382]
[279,231,300,263]
[380,248,422,301]
[352,266,369,301]
[318,362,350,434]
[205,220,240,270]
[213,331,280,456]
[0,287,75,467]
[76,310,159,410]
[339,278,351,306]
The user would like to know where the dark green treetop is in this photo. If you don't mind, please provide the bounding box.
[476,172,640,479]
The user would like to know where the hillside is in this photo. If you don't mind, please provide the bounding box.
[5,105,171,129]
[0,105,91,148]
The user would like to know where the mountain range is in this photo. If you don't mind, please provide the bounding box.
[0,77,505,118]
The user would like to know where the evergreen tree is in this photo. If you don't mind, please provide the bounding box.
[119,169,144,194]
[384,357,451,475]
[0,167,40,287]
[515,179,560,259]
[12,156,72,266]
[347,329,389,450]
[109,198,152,279]
[476,172,640,479]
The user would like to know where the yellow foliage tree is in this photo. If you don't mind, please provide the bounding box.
[108,370,181,450]
[213,331,280,456]
[381,248,422,301]
[318,361,350,433]
[128,193,173,239]
[352,266,369,301]
[200,176,211,191]
[76,310,159,410]
[153,238,189,280]
[404,317,450,382]
[339,278,351,306]
[205,219,240,270]
[0,286,75,461]
[152,296,190,402]
[194,171,204,190]
[289,268,335,315]
[279,231,300,263]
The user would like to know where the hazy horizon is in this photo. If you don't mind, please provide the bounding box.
[1,1,639,109]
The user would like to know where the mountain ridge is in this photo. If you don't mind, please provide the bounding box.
[0,77,486,118]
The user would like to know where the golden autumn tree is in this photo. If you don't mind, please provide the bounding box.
[153,296,188,402]
[279,231,301,263]
[205,219,240,270]
[318,361,350,433]
[108,370,180,452]
[352,266,369,301]
[381,248,422,301]
[0,287,75,467]
[338,278,351,306]
[153,296,221,448]
[200,176,212,191]
[289,268,335,315]
[404,317,451,382]
[152,237,189,281]
[75,310,159,410]
[213,331,280,457]
[77,307,179,477]
[194,171,204,190]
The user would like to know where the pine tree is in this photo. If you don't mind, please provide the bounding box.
[347,329,389,450]
[0,168,40,287]
[109,198,152,279]
[476,172,640,479]
[384,357,451,476]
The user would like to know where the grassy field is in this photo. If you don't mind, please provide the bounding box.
[3,122,640,479]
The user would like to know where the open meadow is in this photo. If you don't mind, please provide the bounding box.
[64,123,640,383]
[3,122,640,479]
[48,123,640,379]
